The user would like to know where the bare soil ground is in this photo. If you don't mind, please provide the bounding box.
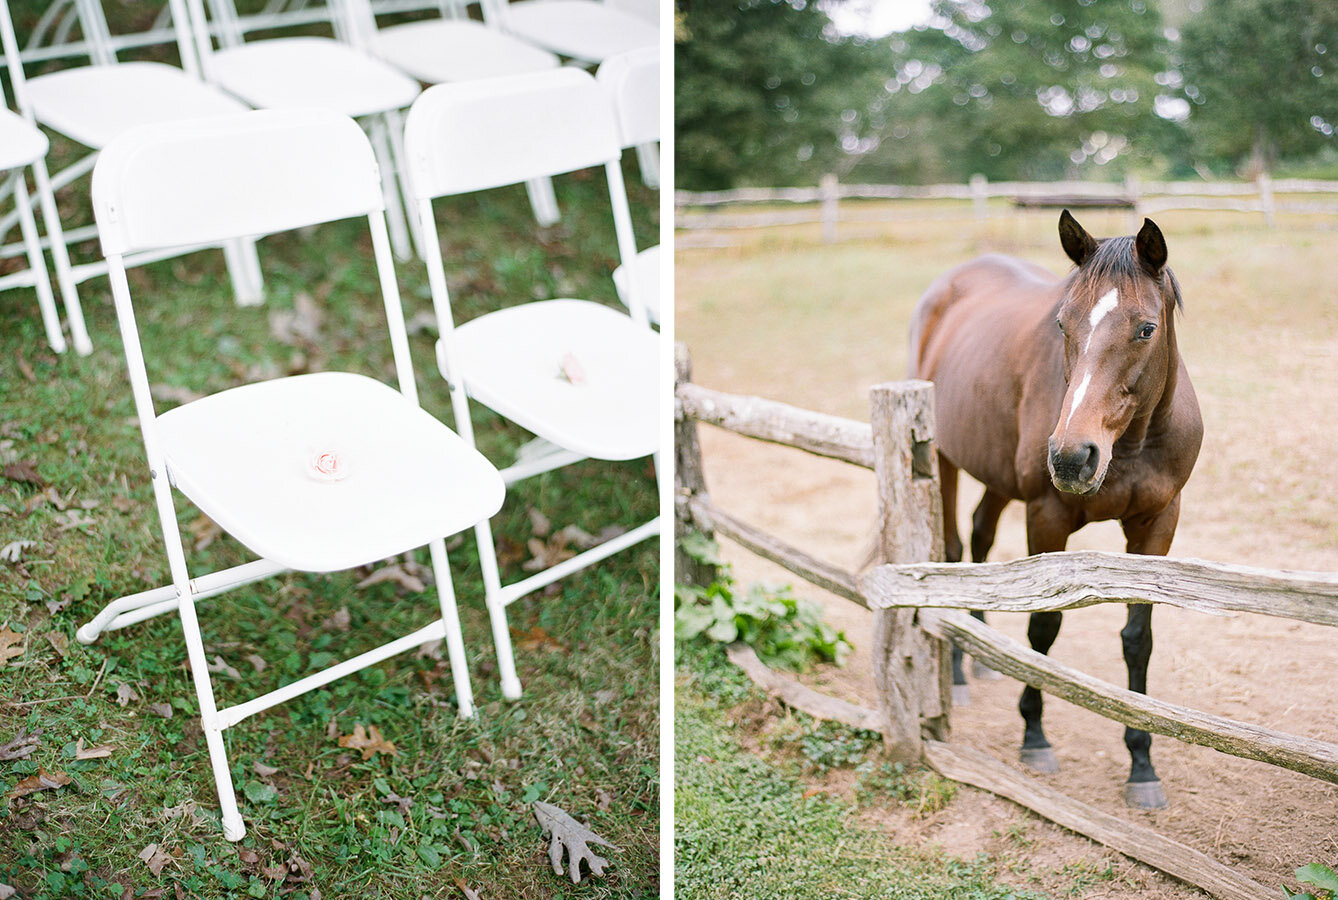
[678,208,1338,898]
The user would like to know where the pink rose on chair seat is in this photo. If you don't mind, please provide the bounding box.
[309,449,349,482]
[558,352,586,386]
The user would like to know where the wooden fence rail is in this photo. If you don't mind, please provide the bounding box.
[676,174,1338,240]
[672,341,1327,900]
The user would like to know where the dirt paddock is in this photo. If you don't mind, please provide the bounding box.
[679,210,1338,897]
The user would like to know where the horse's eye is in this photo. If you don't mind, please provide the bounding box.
[1056,318,1065,333]
[1138,323,1157,340]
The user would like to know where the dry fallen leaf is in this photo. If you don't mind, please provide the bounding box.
[322,606,351,632]
[0,628,24,665]
[357,564,425,594]
[149,383,204,406]
[533,801,618,884]
[0,540,35,563]
[206,655,241,680]
[510,625,564,652]
[75,738,114,760]
[53,509,96,533]
[0,881,16,899]
[2,460,44,486]
[453,879,482,900]
[148,702,174,719]
[522,537,576,573]
[138,842,173,876]
[527,507,552,538]
[8,767,71,800]
[269,291,324,347]
[0,727,42,761]
[245,653,268,673]
[115,683,139,706]
[337,723,398,761]
[253,761,279,777]
[187,514,223,552]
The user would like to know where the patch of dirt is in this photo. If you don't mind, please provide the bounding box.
[699,427,1338,899]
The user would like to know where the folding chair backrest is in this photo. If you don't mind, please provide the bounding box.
[596,46,658,149]
[92,108,382,255]
[1,0,204,78]
[93,108,420,403]
[404,68,621,200]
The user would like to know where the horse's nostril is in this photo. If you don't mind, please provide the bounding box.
[1078,442,1100,482]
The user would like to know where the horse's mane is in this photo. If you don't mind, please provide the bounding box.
[1075,236,1184,311]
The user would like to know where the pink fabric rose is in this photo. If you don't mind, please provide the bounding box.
[558,352,586,386]
[309,450,349,482]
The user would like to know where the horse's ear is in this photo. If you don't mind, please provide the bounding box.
[1135,217,1168,273]
[1058,209,1098,267]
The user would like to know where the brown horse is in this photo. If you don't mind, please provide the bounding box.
[908,211,1203,809]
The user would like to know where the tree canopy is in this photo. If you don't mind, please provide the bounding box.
[675,0,1338,189]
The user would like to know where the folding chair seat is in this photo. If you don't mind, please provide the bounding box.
[497,0,657,64]
[23,61,247,147]
[597,46,660,319]
[450,300,658,460]
[404,68,659,699]
[156,372,502,571]
[0,0,261,351]
[181,0,423,258]
[79,108,504,841]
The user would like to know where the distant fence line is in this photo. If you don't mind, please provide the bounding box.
[676,173,1338,240]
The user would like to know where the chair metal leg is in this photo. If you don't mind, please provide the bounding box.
[367,115,412,261]
[30,157,91,355]
[383,108,426,262]
[177,584,246,841]
[427,537,475,717]
[634,142,659,189]
[8,171,65,353]
[474,517,521,700]
[222,238,264,307]
[524,177,560,227]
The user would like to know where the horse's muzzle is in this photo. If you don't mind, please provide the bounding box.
[1048,440,1103,494]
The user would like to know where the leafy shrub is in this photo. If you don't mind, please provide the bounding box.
[675,535,852,671]
[1284,863,1338,899]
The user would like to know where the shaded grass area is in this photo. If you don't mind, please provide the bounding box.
[1,163,658,897]
[675,644,1046,900]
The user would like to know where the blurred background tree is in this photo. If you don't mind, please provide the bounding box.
[675,0,1338,189]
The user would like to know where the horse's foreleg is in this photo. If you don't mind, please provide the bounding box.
[968,490,1010,680]
[1018,499,1075,773]
[1119,496,1181,809]
[938,455,973,702]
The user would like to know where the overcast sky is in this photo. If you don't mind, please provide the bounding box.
[825,0,934,37]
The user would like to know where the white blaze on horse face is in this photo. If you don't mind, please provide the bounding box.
[1082,288,1120,354]
[1065,370,1092,432]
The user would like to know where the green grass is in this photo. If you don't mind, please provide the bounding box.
[674,645,1046,900]
[1,159,659,898]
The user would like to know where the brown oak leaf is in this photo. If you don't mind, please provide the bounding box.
[8,767,71,800]
[336,723,398,760]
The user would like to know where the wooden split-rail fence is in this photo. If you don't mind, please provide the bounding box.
[676,174,1338,243]
[674,342,1338,900]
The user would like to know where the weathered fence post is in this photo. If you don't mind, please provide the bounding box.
[969,173,988,222]
[820,173,839,243]
[869,381,951,762]
[675,343,718,588]
[1256,171,1276,227]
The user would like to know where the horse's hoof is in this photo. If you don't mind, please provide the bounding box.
[951,684,972,706]
[1124,780,1168,810]
[971,659,1004,681]
[1019,746,1059,773]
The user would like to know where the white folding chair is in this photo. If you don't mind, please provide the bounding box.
[490,0,657,65]
[0,0,264,340]
[179,0,423,259]
[0,6,78,354]
[77,108,505,841]
[404,68,659,699]
[333,0,566,226]
[597,45,659,324]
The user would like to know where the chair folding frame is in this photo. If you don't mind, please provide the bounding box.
[179,0,424,259]
[597,45,660,322]
[0,6,83,353]
[77,108,503,841]
[404,69,659,699]
[0,0,265,343]
[332,0,564,226]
